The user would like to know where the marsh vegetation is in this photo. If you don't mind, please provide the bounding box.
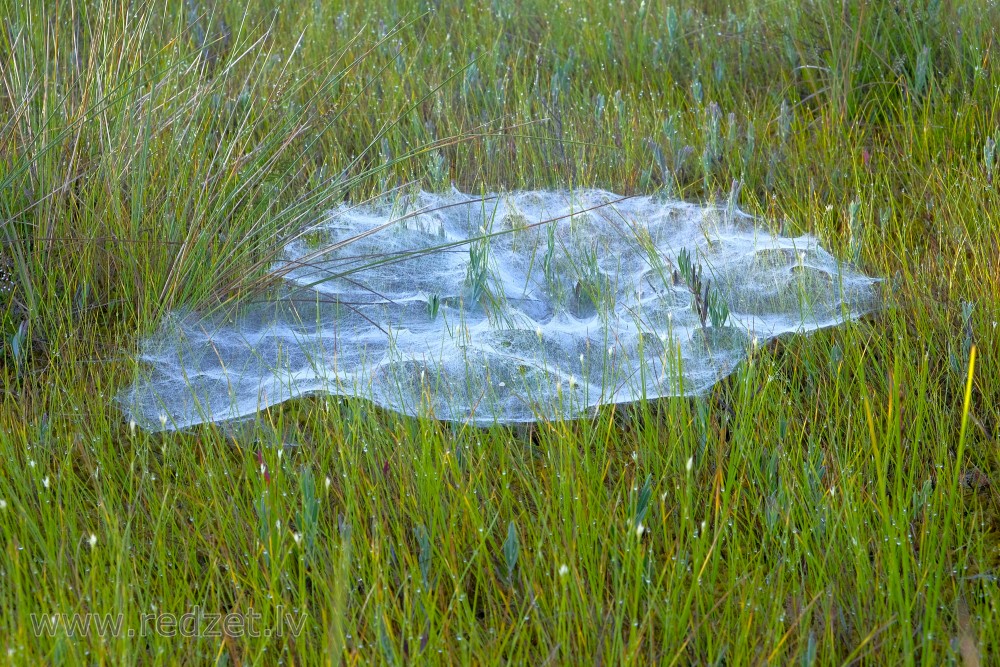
[1,0,999,664]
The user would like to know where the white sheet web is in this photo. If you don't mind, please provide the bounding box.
[119,189,880,431]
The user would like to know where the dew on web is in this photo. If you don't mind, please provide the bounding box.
[119,189,880,431]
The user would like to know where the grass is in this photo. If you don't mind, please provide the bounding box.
[1,0,999,663]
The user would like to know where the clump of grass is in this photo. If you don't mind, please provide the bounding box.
[674,247,729,329]
[466,237,490,305]
[426,293,441,321]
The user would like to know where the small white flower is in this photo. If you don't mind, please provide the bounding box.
[558,564,570,577]
[129,419,136,436]
[275,520,282,530]
[293,532,302,545]
[88,533,97,549]
[325,476,332,491]
[277,448,283,460]
[636,523,645,538]
[0,499,7,510]
[260,464,267,475]
[830,486,836,497]
[28,459,36,469]
[607,346,615,356]
[825,204,833,212]
[536,326,543,339]
[498,381,506,388]
[42,476,50,489]
[579,354,585,364]
[159,414,168,428]
[568,375,577,388]
[686,457,693,473]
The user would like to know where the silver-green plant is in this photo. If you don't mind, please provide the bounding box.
[779,98,793,143]
[703,102,722,183]
[676,247,729,329]
[708,289,730,329]
[426,293,441,321]
[427,150,449,190]
[503,520,519,586]
[413,524,433,588]
[466,238,490,305]
[985,136,996,186]
[849,199,863,264]
[298,467,319,555]
[665,6,680,50]
[912,45,931,97]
